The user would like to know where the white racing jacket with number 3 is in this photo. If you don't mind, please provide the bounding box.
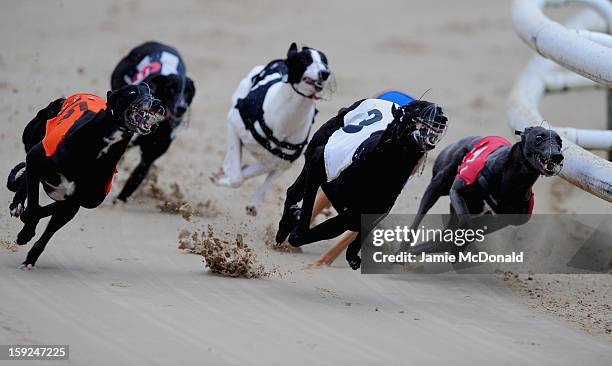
[324,99,398,182]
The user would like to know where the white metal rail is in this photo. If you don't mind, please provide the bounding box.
[509,0,612,203]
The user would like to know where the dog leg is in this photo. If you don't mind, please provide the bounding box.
[117,129,172,202]
[288,214,348,247]
[294,149,326,236]
[345,231,362,270]
[21,201,79,269]
[211,124,243,188]
[17,145,47,245]
[312,231,358,267]
[310,189,331,224]
[18,202,61,248]
[241,161,267,180]
[411,176,448,229]
[116,160,152,202]
[397,177,447,254]
[276,167,308,243]
[246,170,282,216]
[449,179,473,228]
[9,175,27,218]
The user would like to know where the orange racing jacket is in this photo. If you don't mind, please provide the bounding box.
[42,93,115,194]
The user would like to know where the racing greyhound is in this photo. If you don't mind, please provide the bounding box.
[111,41,196,202]
[7,84,164,268]
[399,126,564,255]
[211,42,334,216]
[276,98,448,269]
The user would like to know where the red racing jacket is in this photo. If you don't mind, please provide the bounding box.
[456,136,534,215]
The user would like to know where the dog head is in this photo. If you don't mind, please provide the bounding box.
[147,74,195,121]
[285,42,334,100]
[107,84,165,135]
[516,126,564,176]
[391,100,448,151]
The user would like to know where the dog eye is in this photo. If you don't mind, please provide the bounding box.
[535,135,544,143]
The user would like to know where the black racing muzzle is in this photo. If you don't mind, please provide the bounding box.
[124,95,165,135]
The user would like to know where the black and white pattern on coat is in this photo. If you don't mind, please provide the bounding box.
[212,43,333,217]
[276,99,448,270]
[236,60,314,162]
[110,41,196,203]
[324,98,397,181]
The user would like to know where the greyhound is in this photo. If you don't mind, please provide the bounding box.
[7,84,164,268]
[399,126,564,255]
[211,43,334,216]
[110,41,196,202]
[275,99,448,269]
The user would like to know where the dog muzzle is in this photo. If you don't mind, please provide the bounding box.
[124,96,165,135]
[412,114,448,150]
[534,151,564,176]
[298,72,336,100]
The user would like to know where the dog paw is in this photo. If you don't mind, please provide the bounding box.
[210,175,242,188]
[245,205,257,216]
[311,256,333,268]
[275,205,302,243]
[18,263,36,271]
[209,169,234,187]
[16,225,36,246]
[288,230,307,247]
[275,228,289,245]
[9,203,24,218]
[347,256,361,270]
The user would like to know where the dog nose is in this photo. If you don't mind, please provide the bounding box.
[551,153,564,164]
[319,70,330,81]
[175,105,187,117]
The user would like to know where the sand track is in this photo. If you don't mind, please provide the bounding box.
[1,1,611,365]
[1,208,612,365]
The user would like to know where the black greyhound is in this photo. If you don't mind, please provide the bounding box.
[276,98,448,269]
[111,41,196,202]
[399,126,564,255]
[7,84,164,268]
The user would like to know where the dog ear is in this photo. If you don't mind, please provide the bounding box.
[287,42,298,58]
[391,104,405,121]
[184,77,196,105]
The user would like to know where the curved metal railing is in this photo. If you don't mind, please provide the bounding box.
[509,0,612,203]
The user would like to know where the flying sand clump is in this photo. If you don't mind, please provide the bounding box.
[178,225,269,278]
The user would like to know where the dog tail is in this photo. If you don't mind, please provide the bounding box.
[7,162,26,192]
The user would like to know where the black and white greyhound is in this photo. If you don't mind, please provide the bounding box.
[7,84,164,268]
[275,98,448,269]
[399,126,564,255]
[211,42,334,216]
[111,41,196,202]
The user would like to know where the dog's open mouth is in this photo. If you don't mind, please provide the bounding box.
[413,114,448,151]
[303,77,325,93]
[535,152,562,176]
[125,97,165,135]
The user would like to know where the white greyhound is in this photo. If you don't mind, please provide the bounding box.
[211,43,333,216]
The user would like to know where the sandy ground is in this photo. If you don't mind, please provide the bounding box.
[1,0,611,365]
